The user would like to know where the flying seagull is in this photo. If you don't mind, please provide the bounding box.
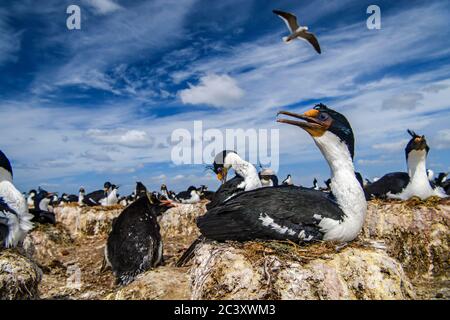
[273,9,321,54]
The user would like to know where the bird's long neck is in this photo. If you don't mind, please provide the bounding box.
[0,168,13,183]
[407,150,428,183]
[108,189,117,200]
[225,153,261,190]
[313,132,366,221]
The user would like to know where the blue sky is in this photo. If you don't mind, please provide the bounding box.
[0,0,449,195]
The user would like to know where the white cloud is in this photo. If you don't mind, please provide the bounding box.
[86,129,154,148]
[83,0,122,15]
[372,139,409,152]
[434,129,450,149]
[382,93,424,110]
[0,9,21,65]
[31,0,197,96]
[179,74,244,107]
[80,150,113,162]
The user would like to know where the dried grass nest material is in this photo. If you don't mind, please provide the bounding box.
[59,203,125,211]
[0,249,42,300]
[369,196,449,209]
[231,239,381,266]
[30,223,74,245]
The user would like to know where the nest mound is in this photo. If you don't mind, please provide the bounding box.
[0,249,42,300]
[23,224,73,269]
[189,241,415,300]
[362,198,449,279]
[30,199,449,300]
[54,205,123,238]
[107,266,191,300]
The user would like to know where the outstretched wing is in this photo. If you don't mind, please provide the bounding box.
[301,31,321,54]
[273,10,299,33]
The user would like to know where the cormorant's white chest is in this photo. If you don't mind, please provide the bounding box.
[389,150,447,200]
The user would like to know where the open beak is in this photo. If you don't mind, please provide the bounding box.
[277,109,329,137]
[217,168,228,184]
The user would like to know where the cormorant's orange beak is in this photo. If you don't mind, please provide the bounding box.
[277,109,330,137]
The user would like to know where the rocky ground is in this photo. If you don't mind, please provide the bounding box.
[0,198,448,300]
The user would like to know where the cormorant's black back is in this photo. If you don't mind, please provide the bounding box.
[206,175,245,210]
[198,185,344,242]
[83,190,106,206]
[364,172,409,199]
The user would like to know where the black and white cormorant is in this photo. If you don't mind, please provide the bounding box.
[0,150,34,248]
[176,186,202,204]
[105,194,174,285]
[205,151,262,210]
[160,184,170,200]
[100,183,119,206]
[198,185,215,201]
[282,174,293,186]
[433,172,449,195]
[29,188,56,224]
[58,188,84,205]
[83,182,113,206]
[60,193,78,204]
[311,178,320,190]
[364,130,447,200]
[259,168,279,187]
[197,104,367,243]
[27,189,37,208]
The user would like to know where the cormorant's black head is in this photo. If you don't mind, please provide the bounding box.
[436,172,448,186]
[187,186,197,192]
[36,188,54,202]
[277,103,355,158]
[29,189,37,195]
[0,150,13,179]
[104,182,112,191]
[79,187,85,193]
[212,150,236,183]
[405,130,429,159]
[161,184,167,191]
